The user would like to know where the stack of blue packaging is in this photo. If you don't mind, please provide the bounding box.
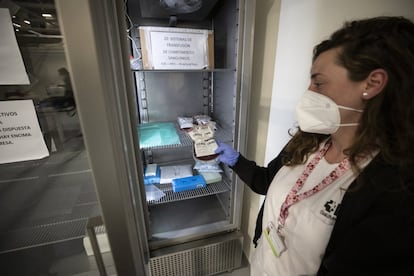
[172,175,206,192]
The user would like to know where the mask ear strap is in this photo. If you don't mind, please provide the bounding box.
[338,123,360,127]
[337,105,363,113]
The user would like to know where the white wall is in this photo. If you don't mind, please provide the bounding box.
[265,0,414,163]
[241,0,414,263]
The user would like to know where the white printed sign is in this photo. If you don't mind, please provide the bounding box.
[139,26,213,70]
[0,100,49,164]
[149,30,208,69]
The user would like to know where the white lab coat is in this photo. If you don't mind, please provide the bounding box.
[250,149,359,276]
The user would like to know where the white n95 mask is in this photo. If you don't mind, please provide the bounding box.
[295,90,363,134]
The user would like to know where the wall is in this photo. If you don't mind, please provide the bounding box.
[265,0,414,162]
[243,0,414,263]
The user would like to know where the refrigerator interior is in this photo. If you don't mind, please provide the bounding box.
[127,0,245,250]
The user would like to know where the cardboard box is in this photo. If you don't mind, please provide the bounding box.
[139,26,214,70]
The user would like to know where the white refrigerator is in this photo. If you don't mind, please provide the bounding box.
[56,0,255,275]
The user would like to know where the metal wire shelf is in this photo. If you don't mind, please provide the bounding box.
[147,180,230,206]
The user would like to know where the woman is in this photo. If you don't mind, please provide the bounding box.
[215,16,414,275]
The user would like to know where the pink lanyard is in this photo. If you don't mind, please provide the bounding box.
[277,140,350,230]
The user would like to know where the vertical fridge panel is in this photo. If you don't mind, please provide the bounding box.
[140,72,207,123]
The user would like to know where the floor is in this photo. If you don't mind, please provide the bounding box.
[219,254,250,276]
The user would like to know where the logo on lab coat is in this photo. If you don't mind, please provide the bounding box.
[320,199,340,222]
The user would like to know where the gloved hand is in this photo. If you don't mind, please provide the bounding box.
[214,141,240,166]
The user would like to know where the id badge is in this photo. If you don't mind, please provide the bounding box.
[263,221,286,257]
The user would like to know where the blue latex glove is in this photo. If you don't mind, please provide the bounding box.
[215,141,240,166]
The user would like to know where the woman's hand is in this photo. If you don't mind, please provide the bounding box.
[214,141,240,166]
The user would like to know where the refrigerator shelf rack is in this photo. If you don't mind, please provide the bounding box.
[147,180,230,206]
[139,122,193,150]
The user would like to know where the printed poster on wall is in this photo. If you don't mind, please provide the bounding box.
[0,100,49,164]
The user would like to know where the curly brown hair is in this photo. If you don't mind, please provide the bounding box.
[284,16,414,171]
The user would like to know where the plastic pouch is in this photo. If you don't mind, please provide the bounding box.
[193,154,222,173]
[145,184,165,202]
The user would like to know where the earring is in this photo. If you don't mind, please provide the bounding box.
[362,91,369,97]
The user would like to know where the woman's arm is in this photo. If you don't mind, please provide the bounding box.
[232,153,285,195]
